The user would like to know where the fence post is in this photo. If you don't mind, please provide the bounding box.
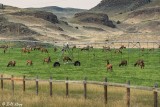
[84,77,87,99]
[126,81,130,107]
[154,83,158,107]
[36,76,38,96]
[66,77,69,97]
[49,76,52,97]
[1,74,3,90]
[11,75,14,95]
[23,75,25,92]
[104,77,108,104]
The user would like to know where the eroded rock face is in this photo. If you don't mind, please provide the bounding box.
[0,17,37,36]
[11,11,59,24]
[34,11,59,24]
[74,12,116,28]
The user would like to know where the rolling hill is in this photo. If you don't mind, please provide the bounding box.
[0,0,159,43]
[90,0,152,14]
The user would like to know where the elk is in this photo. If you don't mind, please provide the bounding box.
[81,46,90,51]
[134,59,145,69]
[149,48,154,51]
[53,47,58,52]
[41,48,48,53]
[119,45,126,49]
[21,48,30,53]
[102,46,111,52]
[141,48,145,52]
[7,61,16,67]
[63,56,72,62]
[119,60,127,67]
[43,57,51,64]
[26,60,33,66]
[72,45,76,51]
[106,60,113,71]
[115,49,122,54]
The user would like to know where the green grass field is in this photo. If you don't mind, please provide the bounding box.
[0,44,159,87]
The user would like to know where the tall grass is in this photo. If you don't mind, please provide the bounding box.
[0,80,159,107]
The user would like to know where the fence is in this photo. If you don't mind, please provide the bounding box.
[0,75,159,107]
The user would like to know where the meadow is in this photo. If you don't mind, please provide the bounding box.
[0,41,159,87]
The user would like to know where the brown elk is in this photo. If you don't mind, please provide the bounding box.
[115,49,122,54]
[141,48,145,52]
[34,46,41,50]
[43,57,51,64]
[41,48,48,53]
[102,46,111,52]
[81,46,90,51]
[0,45,8,49]
[7,61,16,67]
[63,56,72,62]
[134,59,145,69]
[149,48,154,51]
[119,45,126,49]
[26,60,33,66]
[21,48,30,53]
[72,45,76,51]
[106,60,113,71]
[119,60,127,67]
[53,47,58,52]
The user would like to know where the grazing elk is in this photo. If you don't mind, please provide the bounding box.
[134,59,145,69]
[21,48,30,53]
[149,48,154,51]
[81,46,90,51]
[115,49,122,54]
[119,60,127,67]
[106,60,113,71]
[26,60,33,66]
[81,45,93,51]
[34,46,41,50]
[63,56,72,62]
[0,45,8,49]
[53,47,58,52]
[72,45,76,51]
[102,46,111,52]
[7,61,16,67]
[41,48,48,53]
[43,56,51,64]
[141,48,145,52]
[119,45,126,49]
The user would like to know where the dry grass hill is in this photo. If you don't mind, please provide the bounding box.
[0,0,159,42]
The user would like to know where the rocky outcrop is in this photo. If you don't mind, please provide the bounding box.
[11,11,59,24]
[74,12,116,28]
[0,16,37,36]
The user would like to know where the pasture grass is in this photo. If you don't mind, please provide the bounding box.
[0,45,159,87]
[0,81,159,107]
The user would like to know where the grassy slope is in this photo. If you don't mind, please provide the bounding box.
[0,42,159,87]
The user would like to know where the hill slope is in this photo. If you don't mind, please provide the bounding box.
[90,0,151,14]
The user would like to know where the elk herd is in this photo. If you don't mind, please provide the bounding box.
[0,44,158,71]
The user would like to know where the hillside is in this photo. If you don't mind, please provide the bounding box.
[27,6,86,18]
[0,2,159,42]
[90,0,151,14]
[74,12,116,28]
